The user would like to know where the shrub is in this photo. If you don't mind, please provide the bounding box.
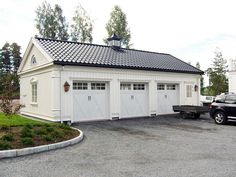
[0,125,10,131]
[42,135,54,141]
[59,124,71,130]
[45,126,54,132]
[34,128,47,135]
[0,140,11,150]
[1,133,14,141]
[43,124,51,127]
[25,124,33,129]
[21,137,35,146]
[21,127,34,138]
[51,130,65,139]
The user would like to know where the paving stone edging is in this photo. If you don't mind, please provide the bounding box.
[0,128,83,159]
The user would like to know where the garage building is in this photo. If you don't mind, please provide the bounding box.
[18,35,203,122]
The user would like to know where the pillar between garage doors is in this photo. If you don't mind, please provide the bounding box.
[109,78,120,119]
[149,80,157,116]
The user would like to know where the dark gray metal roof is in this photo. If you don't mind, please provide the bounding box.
[35,37,203,74]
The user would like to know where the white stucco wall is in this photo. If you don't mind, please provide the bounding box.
[55,65,201,123]
[20,67,55,121]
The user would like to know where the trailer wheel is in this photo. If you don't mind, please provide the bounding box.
[180,112,188,119]
[194,113,200,119]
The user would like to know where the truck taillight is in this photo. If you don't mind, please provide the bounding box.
[209,104,212,109]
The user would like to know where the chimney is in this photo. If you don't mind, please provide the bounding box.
[107,33,121,49]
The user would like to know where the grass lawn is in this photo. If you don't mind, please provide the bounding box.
[0,113,45,126]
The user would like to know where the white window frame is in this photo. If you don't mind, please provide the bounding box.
[31,55,37,66]
[186,85,192,98]
[31,82,37,103]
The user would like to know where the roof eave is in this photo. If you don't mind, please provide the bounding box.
[53,61,203,75]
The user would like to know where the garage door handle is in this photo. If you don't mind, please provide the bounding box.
[165,95,167,98]
[131,95,134,100]
[88,96,91,101]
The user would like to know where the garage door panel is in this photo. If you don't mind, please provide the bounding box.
[73,82,109,122]
[157,84,179,115]
[90,92,108,119]
[120,83,148,118]
[73,92,90,120]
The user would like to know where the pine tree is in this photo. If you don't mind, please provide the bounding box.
[208,48,228,95]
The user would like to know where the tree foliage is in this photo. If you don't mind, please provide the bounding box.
[70,4,93,43]
[105,5,131,48]
[0,43,22,95]
[0,73,23,117]
[196,62,204,95]
[35,1,69,40]
[208,48,228,96]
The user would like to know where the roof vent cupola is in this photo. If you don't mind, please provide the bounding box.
[107,33,121,49]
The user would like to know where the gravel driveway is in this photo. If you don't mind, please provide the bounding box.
[1,114,236,177]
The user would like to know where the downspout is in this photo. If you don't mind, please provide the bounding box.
[59,65,64,123]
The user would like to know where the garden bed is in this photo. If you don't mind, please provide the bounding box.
[0,113,80,150]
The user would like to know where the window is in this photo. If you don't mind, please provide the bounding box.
[167,84,176,90]
[157,84,165,90]
[133,84,145,90]
[73,82,88,90]
[225,95,236,104]
[31,55,37,65]
[32,83,37,103]
[186,85,192,98]
[120,83,131,90]
[91,83,106,90]
[215,95,225,103]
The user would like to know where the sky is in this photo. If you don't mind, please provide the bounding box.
[1,0,236,72]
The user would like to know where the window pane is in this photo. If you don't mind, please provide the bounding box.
[120,83,131,90]
[91,83,106,90]
[73,82,88,90]
[225,95,236,104]
[133,84,145,90]
[31,83,37,103]
[167,84,176,90]
[157,84,165,90]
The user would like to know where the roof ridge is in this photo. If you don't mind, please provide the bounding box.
[34,37,170,56]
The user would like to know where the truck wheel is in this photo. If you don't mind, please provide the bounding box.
[214,111,227,125]
[194,113,200,119]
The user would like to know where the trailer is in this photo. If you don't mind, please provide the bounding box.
[172,105,209,119]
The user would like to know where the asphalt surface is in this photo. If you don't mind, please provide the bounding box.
[1,114,236,177]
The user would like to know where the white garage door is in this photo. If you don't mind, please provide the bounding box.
[157,83,179,115]
[73,81,109,122]
[120,83,149,118]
